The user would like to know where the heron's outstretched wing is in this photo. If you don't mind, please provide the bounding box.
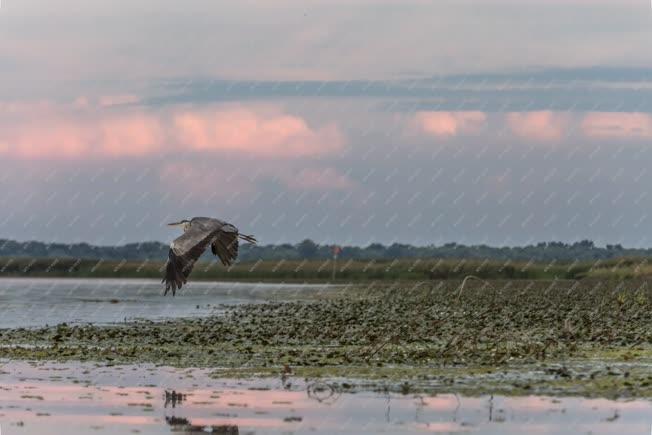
[163,220,220,296]
[210,224,257,266]
[210,224,239,266]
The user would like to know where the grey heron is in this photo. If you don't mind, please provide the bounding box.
[163,217,256,296]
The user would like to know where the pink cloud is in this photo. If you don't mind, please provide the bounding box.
[582,112,652,139]
[413,111,486,137]
[0,102,344,160]
[0,110,162,160]
[174,107,344,157]
[8,121,92,159]
[507,111,652,143]
[505,111,570,142]
[98,115,163,157]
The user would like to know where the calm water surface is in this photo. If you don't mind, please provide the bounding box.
[0,361,649,435]
[0,278,338,328]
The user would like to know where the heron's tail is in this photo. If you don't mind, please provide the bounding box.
[239,233,257,244]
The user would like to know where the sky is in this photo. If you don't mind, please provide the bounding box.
[1,0,652,247]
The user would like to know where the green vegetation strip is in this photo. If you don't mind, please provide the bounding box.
[0,256,618,281]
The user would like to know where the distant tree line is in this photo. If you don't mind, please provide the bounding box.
[0,238,647,263]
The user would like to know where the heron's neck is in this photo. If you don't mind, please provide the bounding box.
[183,222,191,232]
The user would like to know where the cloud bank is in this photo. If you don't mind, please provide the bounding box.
[413,110,652,143]
[0,101,344,160]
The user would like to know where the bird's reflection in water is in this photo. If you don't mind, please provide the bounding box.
[161,380,342,434]
[281,364,292,390]
[165,416,190,426]
[164,390,238,434]
[165,416,239,434]
[164,390,187,408]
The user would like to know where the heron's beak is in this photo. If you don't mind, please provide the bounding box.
[167,221,184,226]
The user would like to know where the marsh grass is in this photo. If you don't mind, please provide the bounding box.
[583,257,652,280]
[0,256,594,282]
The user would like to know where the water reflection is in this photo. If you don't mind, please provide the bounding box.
[165,416,191,425]
[164,390,239,434]
[1,361,651,435]
[306,381,341,404]
[165,416,239,434]
[164,390,187,408]
[164,390,239,433]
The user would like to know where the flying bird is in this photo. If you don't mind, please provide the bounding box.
[163,217,256,296]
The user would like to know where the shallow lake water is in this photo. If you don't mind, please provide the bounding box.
[0,361,650,435]
[0,278,338,328]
